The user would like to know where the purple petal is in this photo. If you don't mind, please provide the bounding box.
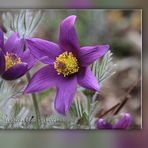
[15,37,25,56]
[4,33,25,56]
[114,113,132,129]
[0,29,4,49]
[59,15,80,54]
[39,56,54,64]
[24,65,58,94]
[78,67,100,91]
[79,45,109,67]
[96,119,113,129]
[2,63,28,80]
[21,48,37,69]
[54,76,77,115]
[0,49,5,75]
[26,38,62,62]
[4,32,19,53]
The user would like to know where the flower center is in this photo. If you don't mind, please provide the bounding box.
[54,52,79,77]
[5,52,22,70]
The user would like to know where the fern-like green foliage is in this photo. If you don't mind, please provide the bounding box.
[2,9,42,38]
[0,78,32,129]
[92,50,116,84]
[0,79,22,104]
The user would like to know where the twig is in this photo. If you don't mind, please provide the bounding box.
[98,78,141,118]
[114,78,141,115]
[99,103,120,118]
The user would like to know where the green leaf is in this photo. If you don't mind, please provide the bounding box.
[92,50,116,84]
[2,10,42,38]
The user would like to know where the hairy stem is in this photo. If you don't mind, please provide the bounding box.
[26,72,41,128]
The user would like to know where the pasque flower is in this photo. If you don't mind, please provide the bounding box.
[24,15,109,114]
[0,30,35,80]
[96,113,132,129]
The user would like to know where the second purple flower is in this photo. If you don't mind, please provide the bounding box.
[0,30,36,80]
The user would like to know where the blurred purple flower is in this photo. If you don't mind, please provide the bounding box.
[0,30,36,80]
[24,15,109,115]
[67,0,93,8]
[96,113,132,129]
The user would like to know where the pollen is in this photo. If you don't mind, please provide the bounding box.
[5,52,22,70]
[54,52,79,77]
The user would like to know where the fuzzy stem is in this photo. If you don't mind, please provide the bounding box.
[26,72,41,128]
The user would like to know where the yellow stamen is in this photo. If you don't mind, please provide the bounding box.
[54,52,79,77]
[5,52,22,70]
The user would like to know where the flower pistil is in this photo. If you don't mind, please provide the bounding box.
[54,51,79,77]
[5,52,22,70]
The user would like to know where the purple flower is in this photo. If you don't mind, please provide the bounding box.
[0,30,35,80]
[96,118,113,129]
[67,0,93,8]
[96,113,132,129]
[24,15,109,114]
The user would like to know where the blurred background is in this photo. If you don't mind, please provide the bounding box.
[0,7,143,148]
